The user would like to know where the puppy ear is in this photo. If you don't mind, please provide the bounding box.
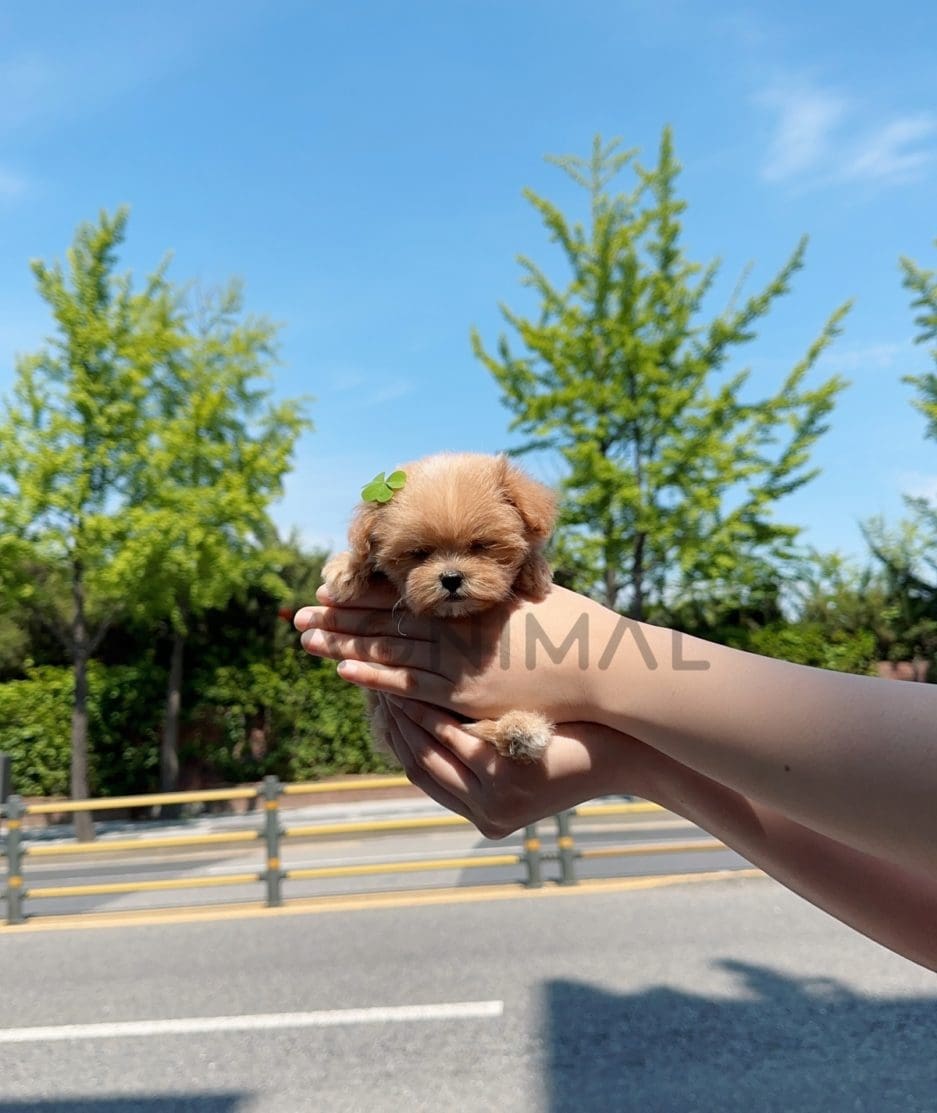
[497,456,557,539]
[323,501,385,603]
[347,501,383,564]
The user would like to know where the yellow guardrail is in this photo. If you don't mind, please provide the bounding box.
[0,778,726,926]
[281,777,411,796]
[575,801,662,818]
[26,831,262,857]
[23,787,259,816]
[0,776,539,924]
[283,815,471,839]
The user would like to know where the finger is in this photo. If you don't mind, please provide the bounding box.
[294,605,435,641]
[315,581,400,608]
[390,699,497,777]
[385,700,478,799]
[385,707,479,824]
[300,627,439,672]
[334,659,455,706]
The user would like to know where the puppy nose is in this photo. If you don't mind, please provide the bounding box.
[440,571,464,594]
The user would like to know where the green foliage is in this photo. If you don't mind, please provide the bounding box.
[747,622,878,675]
[131,281,311,635]
[0,208,182,620]
[0,208,184,822]
[194,651,383,783]
[0,213,313,808]
[474,130,850,617]
[901,240,937,442]
[0,668,72,797]
[179,540,383,782]
[746,547,933,674]
[0,663,163,797]
[861,518,937,662]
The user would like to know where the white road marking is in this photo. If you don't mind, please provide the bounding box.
[0,1001,504,1044]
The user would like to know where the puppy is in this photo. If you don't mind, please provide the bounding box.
[323,452,557,761]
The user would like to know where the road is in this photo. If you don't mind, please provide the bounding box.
[7,804,750,919]
[1,876,935,1112]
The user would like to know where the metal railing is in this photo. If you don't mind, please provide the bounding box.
[0,777,721,925]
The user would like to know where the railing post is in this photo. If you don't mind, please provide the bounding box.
[523,823,543,888]
[4,795,26,924]
[555,809,578,886]
[262,776,283,907]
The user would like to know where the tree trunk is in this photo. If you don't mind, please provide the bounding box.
[603,560,619,612]
[157,629,186,820]
[71,566,95,842]
[161,630,184,794]
[630,532,647,622]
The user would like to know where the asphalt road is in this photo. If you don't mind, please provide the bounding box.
[1,876,935,1112]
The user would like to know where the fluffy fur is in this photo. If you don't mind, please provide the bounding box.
[323,452,557,762]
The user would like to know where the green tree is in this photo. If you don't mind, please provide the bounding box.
[130,282,310,794]
[862,519,937,666]
[0,209,181,838]
[473,131,850,618]
[853,240,937,677]
[901,240,937,442]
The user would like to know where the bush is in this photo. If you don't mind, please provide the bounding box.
[191,648,385,783]
[0,667,72,797]
[0,663,163,798]
[746,622,878,675]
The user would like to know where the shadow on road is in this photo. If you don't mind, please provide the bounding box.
[545,959,937,1112]
[0,1097,246,1112]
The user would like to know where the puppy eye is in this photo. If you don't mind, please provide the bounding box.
[408,548,431,562]
[470,540,492,553]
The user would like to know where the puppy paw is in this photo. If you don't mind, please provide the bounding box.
[465,710,553,763]
[322,551,370,603]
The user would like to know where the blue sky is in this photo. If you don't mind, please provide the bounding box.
[1,0,935,562]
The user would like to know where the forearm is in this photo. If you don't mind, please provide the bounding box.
[593,612,937,875]
[638,746,937,974]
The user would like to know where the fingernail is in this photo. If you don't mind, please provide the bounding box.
[301,630,325,650]
[337,660,359,681]
[316,584,335,604]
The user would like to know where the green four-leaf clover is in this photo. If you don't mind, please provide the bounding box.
[361,469,407,503]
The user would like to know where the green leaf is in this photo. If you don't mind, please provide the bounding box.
[361,469,406,502]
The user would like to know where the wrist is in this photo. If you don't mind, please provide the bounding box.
[584,605,663,732]
[565,721,670,805]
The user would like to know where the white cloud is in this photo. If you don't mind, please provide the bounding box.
[843,115,937,185]
[760,83,849,181]
[818,342,907,373]
[758,77,936,189]
[365,379,415,406]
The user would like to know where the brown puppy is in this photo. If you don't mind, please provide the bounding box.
[323,452,557,761]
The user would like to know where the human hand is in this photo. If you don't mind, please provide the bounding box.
[294,582,622,727]
[380,698,658,838]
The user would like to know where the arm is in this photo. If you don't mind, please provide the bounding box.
[588,610,937,878]
[296,584,937,877]
[383,700,937,974]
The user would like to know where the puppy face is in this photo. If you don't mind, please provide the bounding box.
[352,453,555,617]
